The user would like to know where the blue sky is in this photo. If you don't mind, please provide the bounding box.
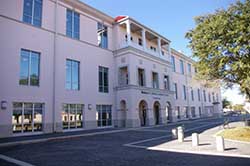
[81,0,244,104]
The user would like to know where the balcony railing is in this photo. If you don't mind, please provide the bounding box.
[119,41,170,62]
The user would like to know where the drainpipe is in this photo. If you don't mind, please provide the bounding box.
[52,0,58,133]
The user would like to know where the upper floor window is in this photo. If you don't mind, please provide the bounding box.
[188,63,192,75]
[198,88,201,101]
[180,59,184,74]
[174,83,178,99]
[19,49,40,86]
[191,88,194,101]
[97,23,108,49]
[164,75,170,90]
[23,0,43,27]
[152,72,159,89]
[216,93,219,102]
[66,9,80,39]
[138,68,146,87]
[119,66,128,86]
[66,59,80,90]
[183,85,187,100]
[212,92,215,102]
[208,93,211,102]
[203,90,207,102]
[99,66,109,93]
[171,55,176,72]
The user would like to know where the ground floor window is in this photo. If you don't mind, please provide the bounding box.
[184,106,189,118]
[12,102,43,133]
[96,105,112,127]
[62,104,83,130]
[191,107,196,117]
[176,106,180,119]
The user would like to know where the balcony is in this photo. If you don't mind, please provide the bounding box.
[115,17,171,62]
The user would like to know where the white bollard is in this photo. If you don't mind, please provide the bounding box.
[172,128,177,139]
[216,136,225,152]
[177,126,184,142]
[192,133,199,146]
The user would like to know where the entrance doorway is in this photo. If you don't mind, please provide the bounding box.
[139,100,148,126]
[153,101,161,125]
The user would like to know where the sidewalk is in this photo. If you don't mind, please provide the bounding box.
[149,122,250,158]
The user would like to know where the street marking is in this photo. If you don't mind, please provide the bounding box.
[148,147,250,159]
[0,154,35,166]
[124,122,221,147]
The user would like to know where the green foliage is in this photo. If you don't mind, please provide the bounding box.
[222,98,231,108]
[186,0,250,99]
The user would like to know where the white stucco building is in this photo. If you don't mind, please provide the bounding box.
[0,0,222,138]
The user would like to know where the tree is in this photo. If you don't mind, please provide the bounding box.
[222,98,231,109]
[186,0,250,99]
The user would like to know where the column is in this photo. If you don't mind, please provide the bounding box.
[157,37,162,56]
[125,20,131,46]
[142,28,146,50]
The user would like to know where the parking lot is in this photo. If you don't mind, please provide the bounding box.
[0,117,249,166]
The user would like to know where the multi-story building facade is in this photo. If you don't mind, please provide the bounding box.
[0,0,222,138]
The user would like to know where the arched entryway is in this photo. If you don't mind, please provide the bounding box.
[166,102,172,122]
[120,100,127,127]
[153,101,161,125]
[139,100,148,126]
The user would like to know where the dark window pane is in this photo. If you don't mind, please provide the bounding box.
[20,50,30,85]
[66,9,73,37]
[73,12,80,39]
[30,52,40,86]
[23,0,33,24]
[33,0,42,27]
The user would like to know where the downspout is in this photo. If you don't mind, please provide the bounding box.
[52,0,58,132]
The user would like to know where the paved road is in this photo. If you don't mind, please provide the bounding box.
[0,116,249,166]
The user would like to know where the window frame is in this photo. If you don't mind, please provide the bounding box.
[23,0,43,27]
[66,9,80,39]
[97,22,108,49]
[19,49,40,87]
[99,66,109,93]
[66,59,80,90]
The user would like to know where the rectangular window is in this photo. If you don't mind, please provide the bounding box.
[12,102,43,133]
[119,67,128,86]
[183,85,187,100]
[199,107,202,117]
[99,66,109,93]
[164,75,170,90]
[188,63,191,75]
[62,104,83,130]
[203,90,207,102]
[198,88,201,101]
[212,92,215,102]
[96,105,112,127]
[171,55,176,72]
[138,68,146,87]
[216,93,219,102]
[176,106,180,119]
[208,93,211,102]
[19,49,40,86]
[174,83,178,99]
[66,59,80,90]
[23,0,43,27]
[97,23,108,49]
[191,107,196,117]
[66,9,80,39]
[180,59,184,74]
[191,88,194,101]
[152,72,159,89]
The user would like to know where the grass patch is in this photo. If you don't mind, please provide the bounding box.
[217,127,250,142]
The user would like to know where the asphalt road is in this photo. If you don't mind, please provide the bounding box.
[0,116,249,166]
